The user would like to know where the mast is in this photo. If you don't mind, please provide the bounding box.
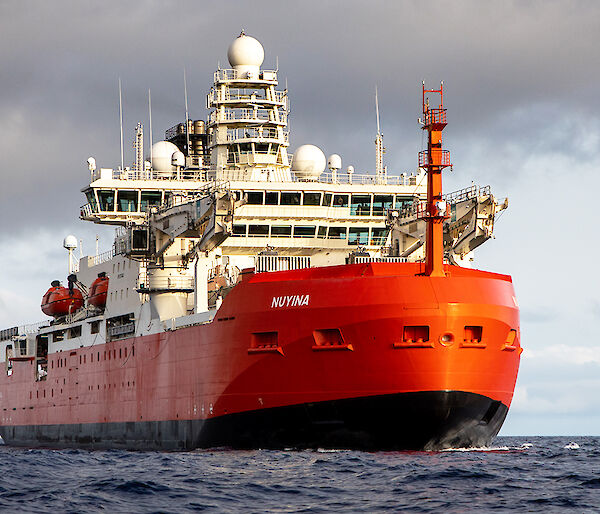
[419,81,451,277]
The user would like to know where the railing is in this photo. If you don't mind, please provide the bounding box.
[424,108,447,125]
[352,256,408,263]
[226,127,288,142]
[255,255,311,273]
[138,275,195,292]
[443,184,491,203]
[208,109,287,125]
[0,320,51,341]
[108,322,135,338]
[207,89,287,105]
[90,168,208,182]
[89,248,116,266]
[418,149,451,167]
[214,69,278,83]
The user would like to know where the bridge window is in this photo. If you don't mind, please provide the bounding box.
[232,224,247,236]
[246,191,264,205]
[349,227,369,245]
[140,191,162,211]
[98,190,115,211]
[351,195,372,216]
[332,194,349,207]
[265,191,279,205]
[371,227,389,245]
[373,195,393,216]
[85,191,98,212]
[271,225,292,237]
[248,225,269,236]
[303,192,321,206]
[280,192,301,205]
[322,193,332,207]
[117,190,138,212]
[328,227,347,239]
[293,226,316,238]
[395,195,411,209]
[317,227,327,238]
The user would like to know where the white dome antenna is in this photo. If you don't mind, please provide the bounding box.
[227,32,265,77]
[327,154,342,171]
[292,145,326,181]
[63,235,78,274]
[87,157,96,171]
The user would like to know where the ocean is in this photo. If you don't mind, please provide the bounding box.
[0,436,598,512]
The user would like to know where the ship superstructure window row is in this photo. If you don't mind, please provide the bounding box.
[232,224,389,245]
[85,188,412,217]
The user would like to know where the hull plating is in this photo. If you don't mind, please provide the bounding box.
[0,263,521,450]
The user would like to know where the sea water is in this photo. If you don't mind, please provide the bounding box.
[0,436,598,512]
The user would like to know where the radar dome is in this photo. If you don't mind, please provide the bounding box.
[292,145,326,180]
[227,32,264,76]
[63,235,77,250]
[151,141,180,172]
[327,154,342,171]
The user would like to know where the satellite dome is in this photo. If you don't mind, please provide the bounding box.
[63,235,77,250]
[227,31,264,76]
[292,145,326,180]
[151,141,180,172]
[327,154,342,171]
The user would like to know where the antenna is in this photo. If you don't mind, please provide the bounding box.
[375,86,385,183]
[184,68,190,159]
[148,88,153,165]
[119,78,124,171]
[276,55,279,71]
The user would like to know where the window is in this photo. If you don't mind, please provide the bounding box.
[68,326,82,339]
[265,191,279,205]
[246,191,264,205]
[349,227,369,245]
[85,191,98,212]
[328,227,347,239]
[232,224,247,236]
[332,194,349,207]
[371,227,389,245]
[248,225,269,236]
[317,227,327,238]
[322,193,332,207]
[403,326,429,343]
[351,195,372,216]
[395,195,411,209]
[293,226,316,238]
[98,190,115,211]
[303,192,321,206]
[271,225,292,237]
[280,192,301,205]
[372,195,393,216]
[117,190,138,212]
[140,191,162,211]
[53,330,65,343]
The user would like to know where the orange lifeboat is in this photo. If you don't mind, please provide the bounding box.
[41,280,84,317]
[88,272,109,309]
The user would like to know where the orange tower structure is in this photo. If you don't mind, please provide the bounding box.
[419,82,451,277]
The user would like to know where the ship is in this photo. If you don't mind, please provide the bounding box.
[0,33,521,450]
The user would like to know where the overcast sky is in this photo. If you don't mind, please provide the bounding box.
[1,0,599,436]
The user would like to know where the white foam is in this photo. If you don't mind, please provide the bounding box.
[563,442,580,449]
[441,446,511,452]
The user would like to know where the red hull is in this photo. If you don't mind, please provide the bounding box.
[1,263,521,449]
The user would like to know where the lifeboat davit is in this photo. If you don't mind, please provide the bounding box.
[88,272,109,309]
[41,280,84,317]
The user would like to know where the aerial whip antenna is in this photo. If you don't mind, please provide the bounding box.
[184,68,190,160]
[148,88,153,166]
[375,86,385,183]
[119,78,124,171]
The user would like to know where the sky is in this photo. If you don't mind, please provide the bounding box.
[0,0,599,436]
